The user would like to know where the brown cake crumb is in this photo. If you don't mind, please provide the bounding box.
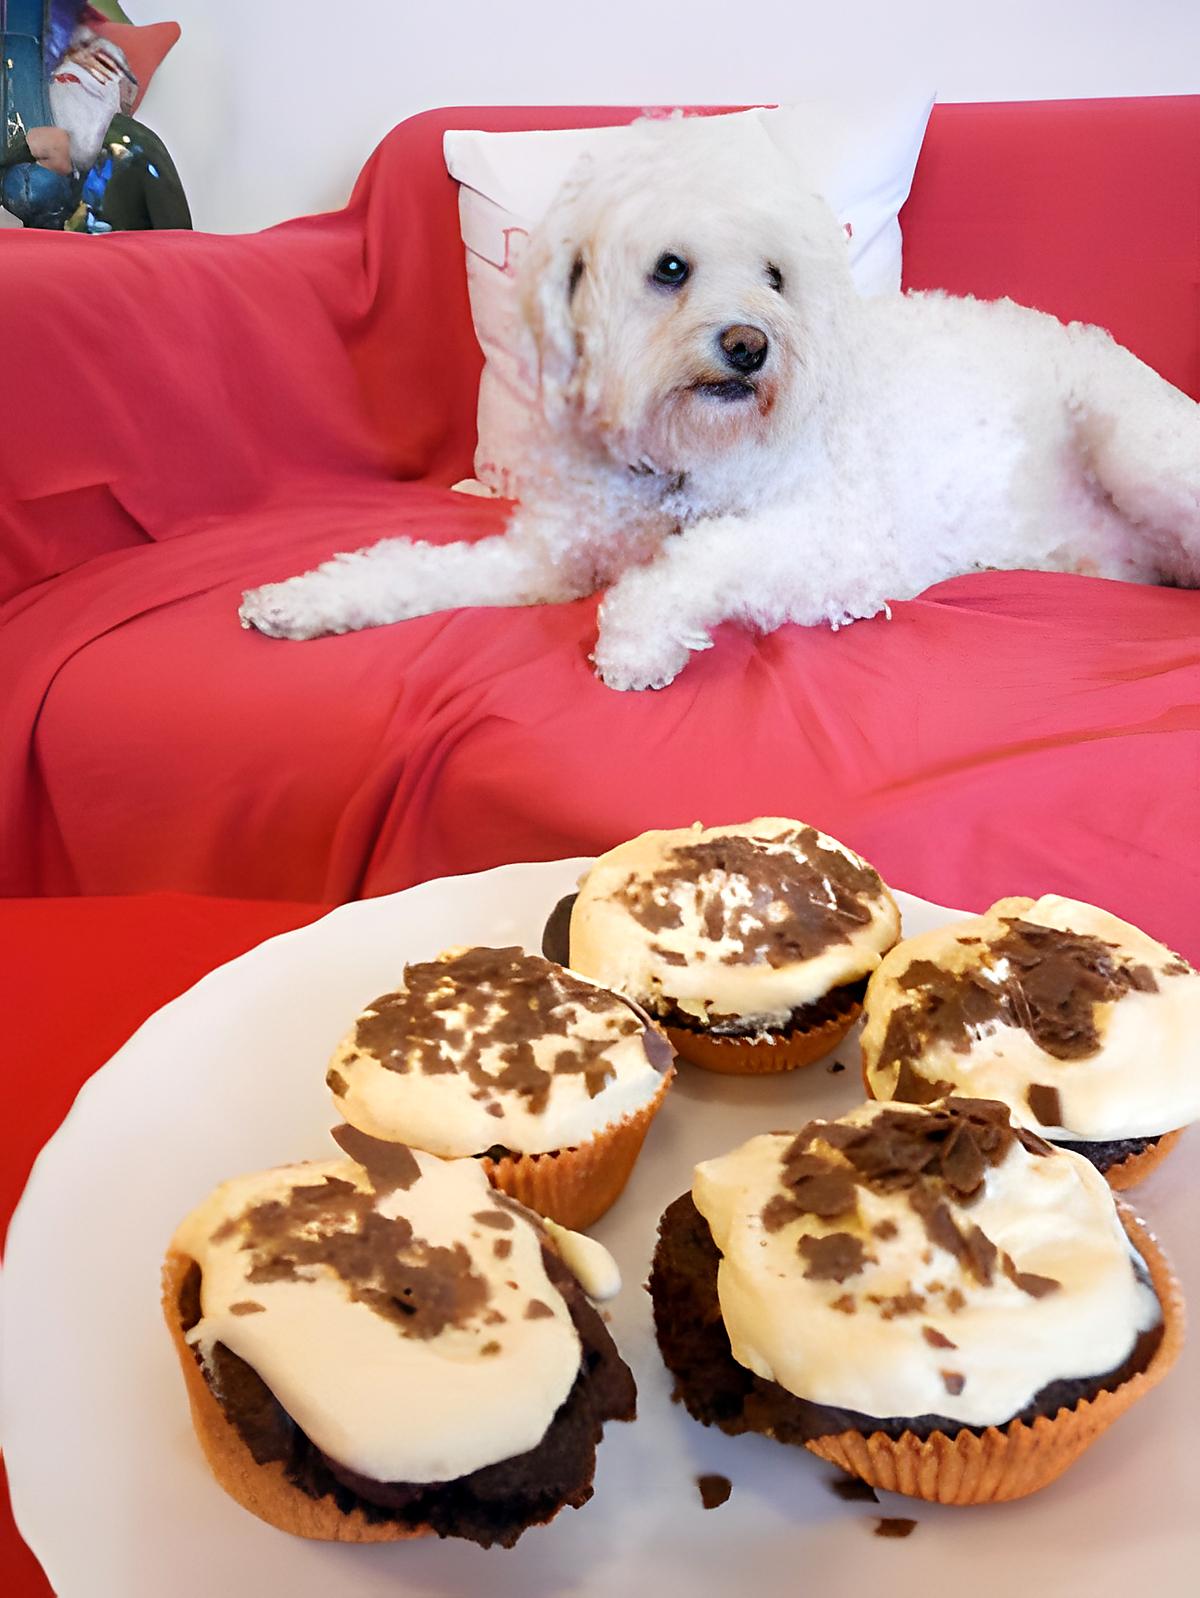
[875,1517,918,1538]
[696,1473,732,1509]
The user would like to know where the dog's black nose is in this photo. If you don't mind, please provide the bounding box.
[718,324,769,374]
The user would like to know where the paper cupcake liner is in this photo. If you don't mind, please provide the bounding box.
[483,1066,675,1229]
[665,1006,860,1075]
[1103,1128,1184,1191]
[162,1249,429,1542]
[803,1202,1185,1504]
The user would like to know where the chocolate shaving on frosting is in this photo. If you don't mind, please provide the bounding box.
[1001,1252,1061,1298]
[615,826,884,967]
[797,1232,866,1283]
[353,948,650,1115]
[473,1210,514,1230]
[229,1173,491,1339]
[892,1058,955,1105]
[878,918,1164,1095]
[331,1124,422,1193]
[1026,1083,1063,1127]
[760,1100,1061,1315]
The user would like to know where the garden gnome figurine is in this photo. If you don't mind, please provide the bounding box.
[2,1,190,230]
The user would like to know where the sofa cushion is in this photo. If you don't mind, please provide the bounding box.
[5,474,1198,967]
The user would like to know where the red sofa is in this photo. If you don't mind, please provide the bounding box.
[1,99,1198,956]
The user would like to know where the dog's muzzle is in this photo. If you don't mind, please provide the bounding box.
[691,323,770,401]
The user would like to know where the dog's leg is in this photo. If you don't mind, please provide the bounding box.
[1076,340,1200,585]
[239,526,593,640]
[591,516,781,690]
[593,505,896,690]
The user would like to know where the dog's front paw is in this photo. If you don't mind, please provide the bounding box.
[592,634,694,692]
[239,579,334,640]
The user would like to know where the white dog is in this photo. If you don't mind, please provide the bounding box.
[239,116,1200,691]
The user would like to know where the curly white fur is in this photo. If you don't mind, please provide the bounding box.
[240,115,1200,691]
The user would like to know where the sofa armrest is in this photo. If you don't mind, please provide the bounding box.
[0,218,381,602]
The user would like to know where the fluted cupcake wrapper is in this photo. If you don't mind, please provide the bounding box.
[803,1201,1185,1504]
[665,1007,860,1075]
[1103,1128,1184,1191]
[482,1066,675,1229]
[162,1249,431,1542]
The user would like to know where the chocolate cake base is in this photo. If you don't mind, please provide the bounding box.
[649,1192,1162,1446]
[655,979,867,1040]
[177,1247,635,1547]
[542,893,578,966]
[1057,1132,1160,1174]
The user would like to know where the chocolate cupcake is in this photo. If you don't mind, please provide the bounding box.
[566,818,900,1073]
[327,946,674,1230]
[164,1128,636,1546]
[650,1098,1182,1504]
[860,895,1200,1187]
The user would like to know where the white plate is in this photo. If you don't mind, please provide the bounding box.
[3,861,1195,1598]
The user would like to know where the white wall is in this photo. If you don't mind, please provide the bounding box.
[15,0,1200,233]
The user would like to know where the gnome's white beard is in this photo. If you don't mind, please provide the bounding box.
[48,66,120,173]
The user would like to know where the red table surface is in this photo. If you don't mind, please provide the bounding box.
[0,893,328,1596]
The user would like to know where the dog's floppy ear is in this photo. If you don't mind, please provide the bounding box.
[520,212,589,421]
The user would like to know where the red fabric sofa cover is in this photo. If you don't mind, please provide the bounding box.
[1,98,1198,956]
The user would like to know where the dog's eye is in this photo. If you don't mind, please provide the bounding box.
[651,253,690,289]
[766,262,784,293]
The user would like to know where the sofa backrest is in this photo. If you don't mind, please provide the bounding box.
[901,96,1199,401]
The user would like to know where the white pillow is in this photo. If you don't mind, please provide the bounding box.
[444,96,935,498]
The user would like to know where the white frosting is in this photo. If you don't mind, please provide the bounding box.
[693,1103,1161,1427]
[329,947,669,1157]
[569,818,900,1026]
[172,1153,614,1483]
[861,895,1200,1140]
[543,1219,622,1301]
